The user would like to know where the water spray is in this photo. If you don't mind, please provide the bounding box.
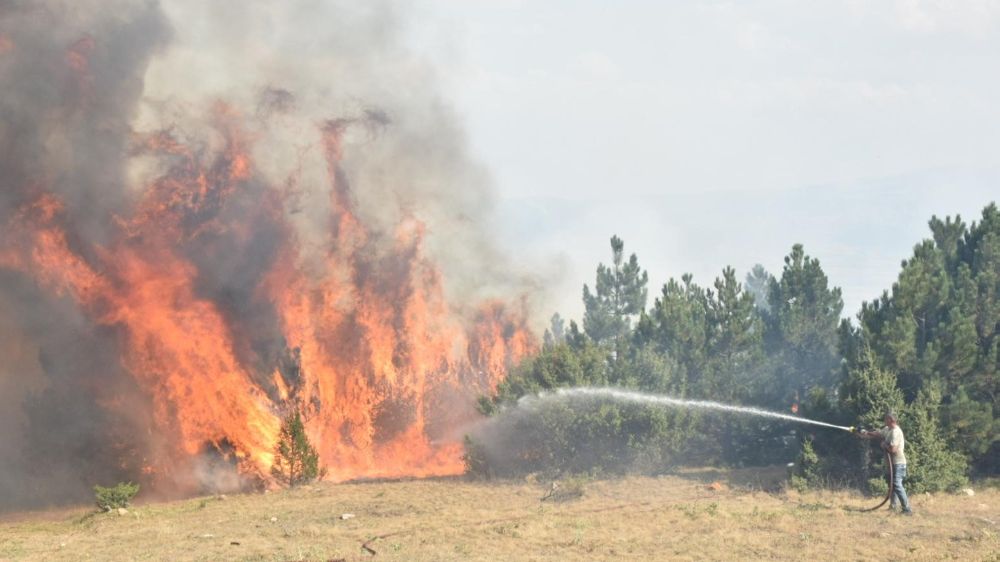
[521,387,893,511]
[525,387,856,433]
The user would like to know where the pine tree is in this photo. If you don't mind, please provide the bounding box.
[857,203,999,473]
[744,264,774,313]
[901,382,968,493]
[941,387,994,461]
[271,410,323,487]
[640,274,709,395]
[838,344,906,488]
[767,244,844,394]
[543,313,566,348]
[706,267,763,390]
[582,236,648,344]
[840,344,904,431]
[789,437,821,492]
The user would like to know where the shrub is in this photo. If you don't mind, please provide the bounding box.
[462,435,492,480]
[465,393,690,479]
[867,477,888,497]
[541,476,587,502]
[93,482,139,511]
[788,475,809,493]
[271,410,324,487]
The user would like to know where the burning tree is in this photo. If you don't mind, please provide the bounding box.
[271,411,323,487]
[0,0,539,510]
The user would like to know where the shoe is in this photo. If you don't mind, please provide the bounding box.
[901,509,913,516]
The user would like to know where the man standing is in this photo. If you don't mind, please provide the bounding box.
[860,411,913,515]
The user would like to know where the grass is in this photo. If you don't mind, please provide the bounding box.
[0,469,997,561]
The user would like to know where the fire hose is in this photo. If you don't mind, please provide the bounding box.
[848,426,894,512]
[862,448,894,512]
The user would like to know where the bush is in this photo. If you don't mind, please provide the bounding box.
[271,410,324,487]
[867,477,888,497]
[541,476,588,502]
[94,482,139,511]
[465,393,691,479]
[468,338,701,479]
[462,435,492,480]
[788,475,809,493]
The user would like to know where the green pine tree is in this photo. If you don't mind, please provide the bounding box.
[271,410,324,487]
[858,203,999,473]
[744,264,774,313]
[639,273,708,396]
[543,313,567,348]
[582,236,649,344]
[840,344,905,431]
[900,382,968,493]
[789,437,821,492]
[837,343,905,488]
[705,267,764,400]
[767,244,844,395]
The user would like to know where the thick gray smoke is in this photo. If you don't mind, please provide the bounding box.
[0,0,170,238]
[0,0,536,511]
[136,0,528,304]
[0,0,170,510]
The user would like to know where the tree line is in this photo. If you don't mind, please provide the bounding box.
[467,203,998,492]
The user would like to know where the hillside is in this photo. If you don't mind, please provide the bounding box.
[1,470,997,561]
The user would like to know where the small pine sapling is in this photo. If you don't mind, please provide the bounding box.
[271,410,324,487]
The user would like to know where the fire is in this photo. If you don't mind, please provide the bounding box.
[0,34,536,496]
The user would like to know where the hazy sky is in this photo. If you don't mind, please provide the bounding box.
[411,0,1000,320]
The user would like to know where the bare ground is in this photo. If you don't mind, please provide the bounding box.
[0,469,997,561]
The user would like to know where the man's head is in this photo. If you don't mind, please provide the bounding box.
[884,410,898,426]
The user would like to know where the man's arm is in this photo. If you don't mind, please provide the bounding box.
[858,428,899,453]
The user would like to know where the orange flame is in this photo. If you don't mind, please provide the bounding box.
[1,98,536,495]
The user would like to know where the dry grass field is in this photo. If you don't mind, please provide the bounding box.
[1,468,997,561]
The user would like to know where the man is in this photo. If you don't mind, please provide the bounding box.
[860,411,912,515]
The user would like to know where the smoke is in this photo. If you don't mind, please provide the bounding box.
[136,0,530,305]
[0,0,170,237]
[0,0,536,511]
[0,0,171,510]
